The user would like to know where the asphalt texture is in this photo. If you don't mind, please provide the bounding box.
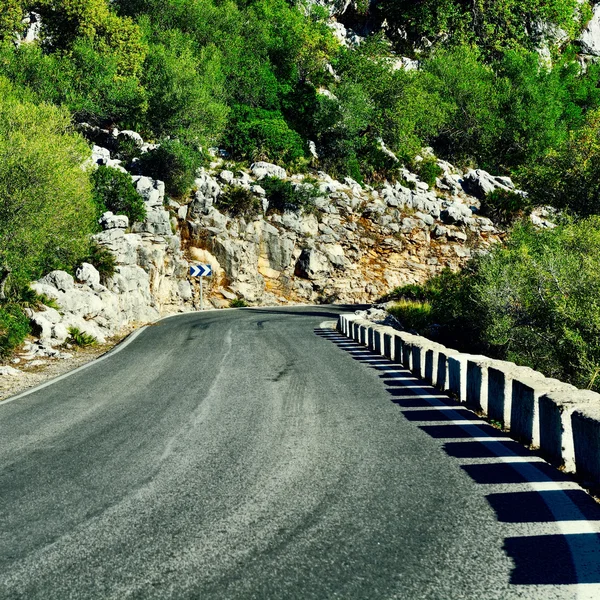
[1,305,600,599]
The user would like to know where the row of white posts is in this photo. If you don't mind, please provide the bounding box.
[338,314,600,489]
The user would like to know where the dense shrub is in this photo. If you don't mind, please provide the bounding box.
[0,76,96,283]
[0,303,30,358]
[388,300,433,331]
[91,165,146,224]
[84,242,117,282]
[389,218,600,391]
[136,140,203,197]
[260,177,321,213]
[374,0,585,56]
[415,157,443,187]
[225,107,306,165]
[522,108,600,217]
[216,186,262,218]
[480,189,532,226]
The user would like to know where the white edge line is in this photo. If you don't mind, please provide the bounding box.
[1,326,149,406]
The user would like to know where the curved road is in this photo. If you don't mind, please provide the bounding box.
[1,306,600,599]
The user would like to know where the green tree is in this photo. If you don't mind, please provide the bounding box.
[0,77,96,284]
[92,165,146,223]
[523,107,600,216]
[0,0,24,43]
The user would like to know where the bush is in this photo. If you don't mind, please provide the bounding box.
[67,326,97,347]
[261,176,321,213]
[388,300,433,331]
[229,298,248,308]
[395,219,600,391]
[415,157,443,187]
[0,76,96,284]
[217,186,262,218]
[225,106,306,165]
[0,303,30,358]
[84,242,116,282]
[522,108,600,217]
[480,189,532,226]
[91,165,146,224]
[136,139,203,198]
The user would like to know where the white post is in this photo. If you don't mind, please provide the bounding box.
[200,277,204,311]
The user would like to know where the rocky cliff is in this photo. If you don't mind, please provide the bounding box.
[23,119,545,360]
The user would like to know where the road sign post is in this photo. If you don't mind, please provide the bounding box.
[189,264,212,310]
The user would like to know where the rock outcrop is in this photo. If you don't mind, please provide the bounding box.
[17,125,532,358]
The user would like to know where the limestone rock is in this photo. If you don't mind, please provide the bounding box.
[579,4,600,56]
[132,176,165,209]
[250,161,287,180]
[99,211,129,230]
[38,271,75,292]
[76,263,101,288]
[295,248,331,279]
[461,169,515,199]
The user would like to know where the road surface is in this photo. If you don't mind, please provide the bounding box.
[1,306,600,599]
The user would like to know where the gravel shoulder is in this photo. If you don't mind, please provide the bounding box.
[0,325,137,403]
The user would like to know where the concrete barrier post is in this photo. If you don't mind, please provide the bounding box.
[393,335,403,368]
[448,355,469,402]
[367,326,375,350]
[539,391,600,471]
[436,351,452,391]
[571,404,600,486]
[511,378,575,447]
[466,358,497,413]
[374,328,383,355]
[401,340,413,370]
[411,344,424,378]
[424,348,437,385]
[359,324,368,346]
[383,332,393,360]
[487,366,510,427]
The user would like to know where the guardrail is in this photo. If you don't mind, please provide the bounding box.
[338,314,600,489]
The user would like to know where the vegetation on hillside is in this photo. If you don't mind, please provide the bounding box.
[387,219,600,391]
[2,0,600,377]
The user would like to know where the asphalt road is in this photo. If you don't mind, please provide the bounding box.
[1,306,600,599]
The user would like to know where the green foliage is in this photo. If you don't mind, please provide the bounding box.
[522,108,600,217]
[36,0,147,77]
[394,218,600,390]
[0,76,96,283]
[142,32,228,142]
[381,283,429,303]
[415,157,443,187]
[0,302,30,358]
[10,284,60,310]
[388,300,433,331]
[260,176,322,213]
[217,186,262,218]
[91,165,146,223]
[374,0,583,56]
[225,106,306,165]
[136,139,203,198]
[480,189,532,226]
[229,298,248,308]
[67,326,97,347]
[0,0,24,43]
[84,242,117,282]
[0,41,148,127]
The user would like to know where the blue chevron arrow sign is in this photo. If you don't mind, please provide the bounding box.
[190,264,212,277]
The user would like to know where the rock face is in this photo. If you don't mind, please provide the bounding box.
[180,163,507,306]
[579,3,600,56]
[20,124,526,356]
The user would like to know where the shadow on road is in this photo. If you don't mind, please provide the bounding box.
[315,327,600,587]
